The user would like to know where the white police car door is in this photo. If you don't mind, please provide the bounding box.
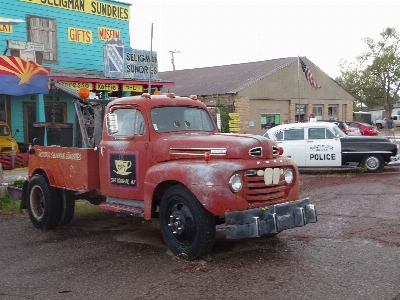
[305,127,341,167]
[273,127,306,166]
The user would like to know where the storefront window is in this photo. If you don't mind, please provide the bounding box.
[328,105,338,119]
[312,106,323,119]
[0,96,6,122]
[261,113,280,130]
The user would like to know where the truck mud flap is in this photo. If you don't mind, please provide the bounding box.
[225,198,317,239]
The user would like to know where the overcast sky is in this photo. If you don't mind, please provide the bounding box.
[123,0,400,79]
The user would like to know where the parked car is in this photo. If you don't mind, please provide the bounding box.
[346,121,378,136]
[263,122,400,173]
[0,121,19,153]
[317,119,361,136]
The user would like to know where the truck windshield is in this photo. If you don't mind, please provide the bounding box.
[151,106,215,133]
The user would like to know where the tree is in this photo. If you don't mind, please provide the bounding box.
[337,27,400,118]
[208,95,232,133]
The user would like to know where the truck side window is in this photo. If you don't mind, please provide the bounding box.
[111,109,146,137]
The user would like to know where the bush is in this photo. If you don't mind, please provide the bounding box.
[0,193,27,216]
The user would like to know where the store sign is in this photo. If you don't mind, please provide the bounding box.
[229,113,241,133]
[95,83,118,91]
[296,104,306,114]
[60,81,93,90]
[0,24,12,33]
[7,40,44,51]
[20,0,130,21]
[103,40,158,80]
[122,84,142,92]
[98,27,120,41]
[68,27,93,44]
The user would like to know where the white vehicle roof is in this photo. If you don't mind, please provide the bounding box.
[265,122,346,139]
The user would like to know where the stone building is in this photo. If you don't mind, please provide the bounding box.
[159,57,354,135]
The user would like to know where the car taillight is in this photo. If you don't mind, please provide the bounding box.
[279,147,284,155]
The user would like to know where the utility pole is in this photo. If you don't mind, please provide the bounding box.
[169,50,179,71]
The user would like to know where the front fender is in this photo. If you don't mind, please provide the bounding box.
[143,160,252,217]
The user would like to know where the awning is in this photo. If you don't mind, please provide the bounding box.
[0,55,50,96]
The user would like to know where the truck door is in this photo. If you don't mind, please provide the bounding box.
[98,107,149,200]
[305,127,341,167]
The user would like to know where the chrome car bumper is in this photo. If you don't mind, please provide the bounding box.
[225,198,317,239]
[389,154,400,166]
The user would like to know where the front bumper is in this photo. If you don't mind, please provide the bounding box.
[225,198,317,239]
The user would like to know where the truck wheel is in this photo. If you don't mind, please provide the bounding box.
[159,184,216,260]
[57,189,75,227]
[377,123,383,129]
[26,174,61,229]
[362,154,384,173]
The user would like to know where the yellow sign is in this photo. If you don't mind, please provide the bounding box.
[96,83,118,91]
[229,113,240,118]
[122,84,143,92]
[20,0,130,21]
[0,24,12,34]
[68,27,93,44]
[229,127,241,132]
[60,81,93,90]
[229,120,241,125]
[98,27,120,41]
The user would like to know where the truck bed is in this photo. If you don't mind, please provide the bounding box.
[28,146,100,192]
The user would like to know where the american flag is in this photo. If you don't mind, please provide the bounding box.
[299,58,321,90]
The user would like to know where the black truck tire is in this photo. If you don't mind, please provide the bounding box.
[159,184,216,261]
[57,189,75,227]
[26,174,61,229]
[376,123,383,129]
[362,154,384,173]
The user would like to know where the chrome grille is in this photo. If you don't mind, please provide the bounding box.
[249,147,262,157]
[243,167,286,207]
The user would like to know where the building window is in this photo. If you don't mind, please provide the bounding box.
[27,15,58,64]
[260,113,280,130]
[312,106,323,119]
[0,96,7,122]
[328,105,338,119]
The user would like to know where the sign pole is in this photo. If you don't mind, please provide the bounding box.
[148,23,153,94]
[297,56,300,122]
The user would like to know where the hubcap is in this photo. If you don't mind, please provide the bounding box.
[168,213,184,235]
[366,157,379,170]
[30,185,45,220]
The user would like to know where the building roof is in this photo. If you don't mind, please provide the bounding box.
[158,57,299,96]
[49,68,174,87]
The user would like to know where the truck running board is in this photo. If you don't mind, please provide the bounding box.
[99,202,145,218]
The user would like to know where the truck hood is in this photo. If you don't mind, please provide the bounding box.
[152,132,280,161]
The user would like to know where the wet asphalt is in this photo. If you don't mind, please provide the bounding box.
[1,166,400,299]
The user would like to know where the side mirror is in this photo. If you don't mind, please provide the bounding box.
[106,113,119,135]
[12,128,20,138]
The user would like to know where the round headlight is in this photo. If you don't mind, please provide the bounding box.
[283,168,294,185]
[229,174,243,192]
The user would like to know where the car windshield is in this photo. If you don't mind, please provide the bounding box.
[151,106,215,133]
[0,125,10,136]
[333,126,347,137]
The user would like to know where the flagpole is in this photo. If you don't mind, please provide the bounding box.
[297,56,300,122]
[148,23,153,94]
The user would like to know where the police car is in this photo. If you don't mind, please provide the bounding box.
[264,122,400,173]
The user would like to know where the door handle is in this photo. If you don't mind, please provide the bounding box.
[100,146,105,156]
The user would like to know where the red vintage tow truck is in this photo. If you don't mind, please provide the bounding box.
[21,82,317,260]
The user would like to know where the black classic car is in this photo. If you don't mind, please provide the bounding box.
[264,122,400,172]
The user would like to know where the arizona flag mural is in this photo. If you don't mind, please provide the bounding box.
[0,55,50,96]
